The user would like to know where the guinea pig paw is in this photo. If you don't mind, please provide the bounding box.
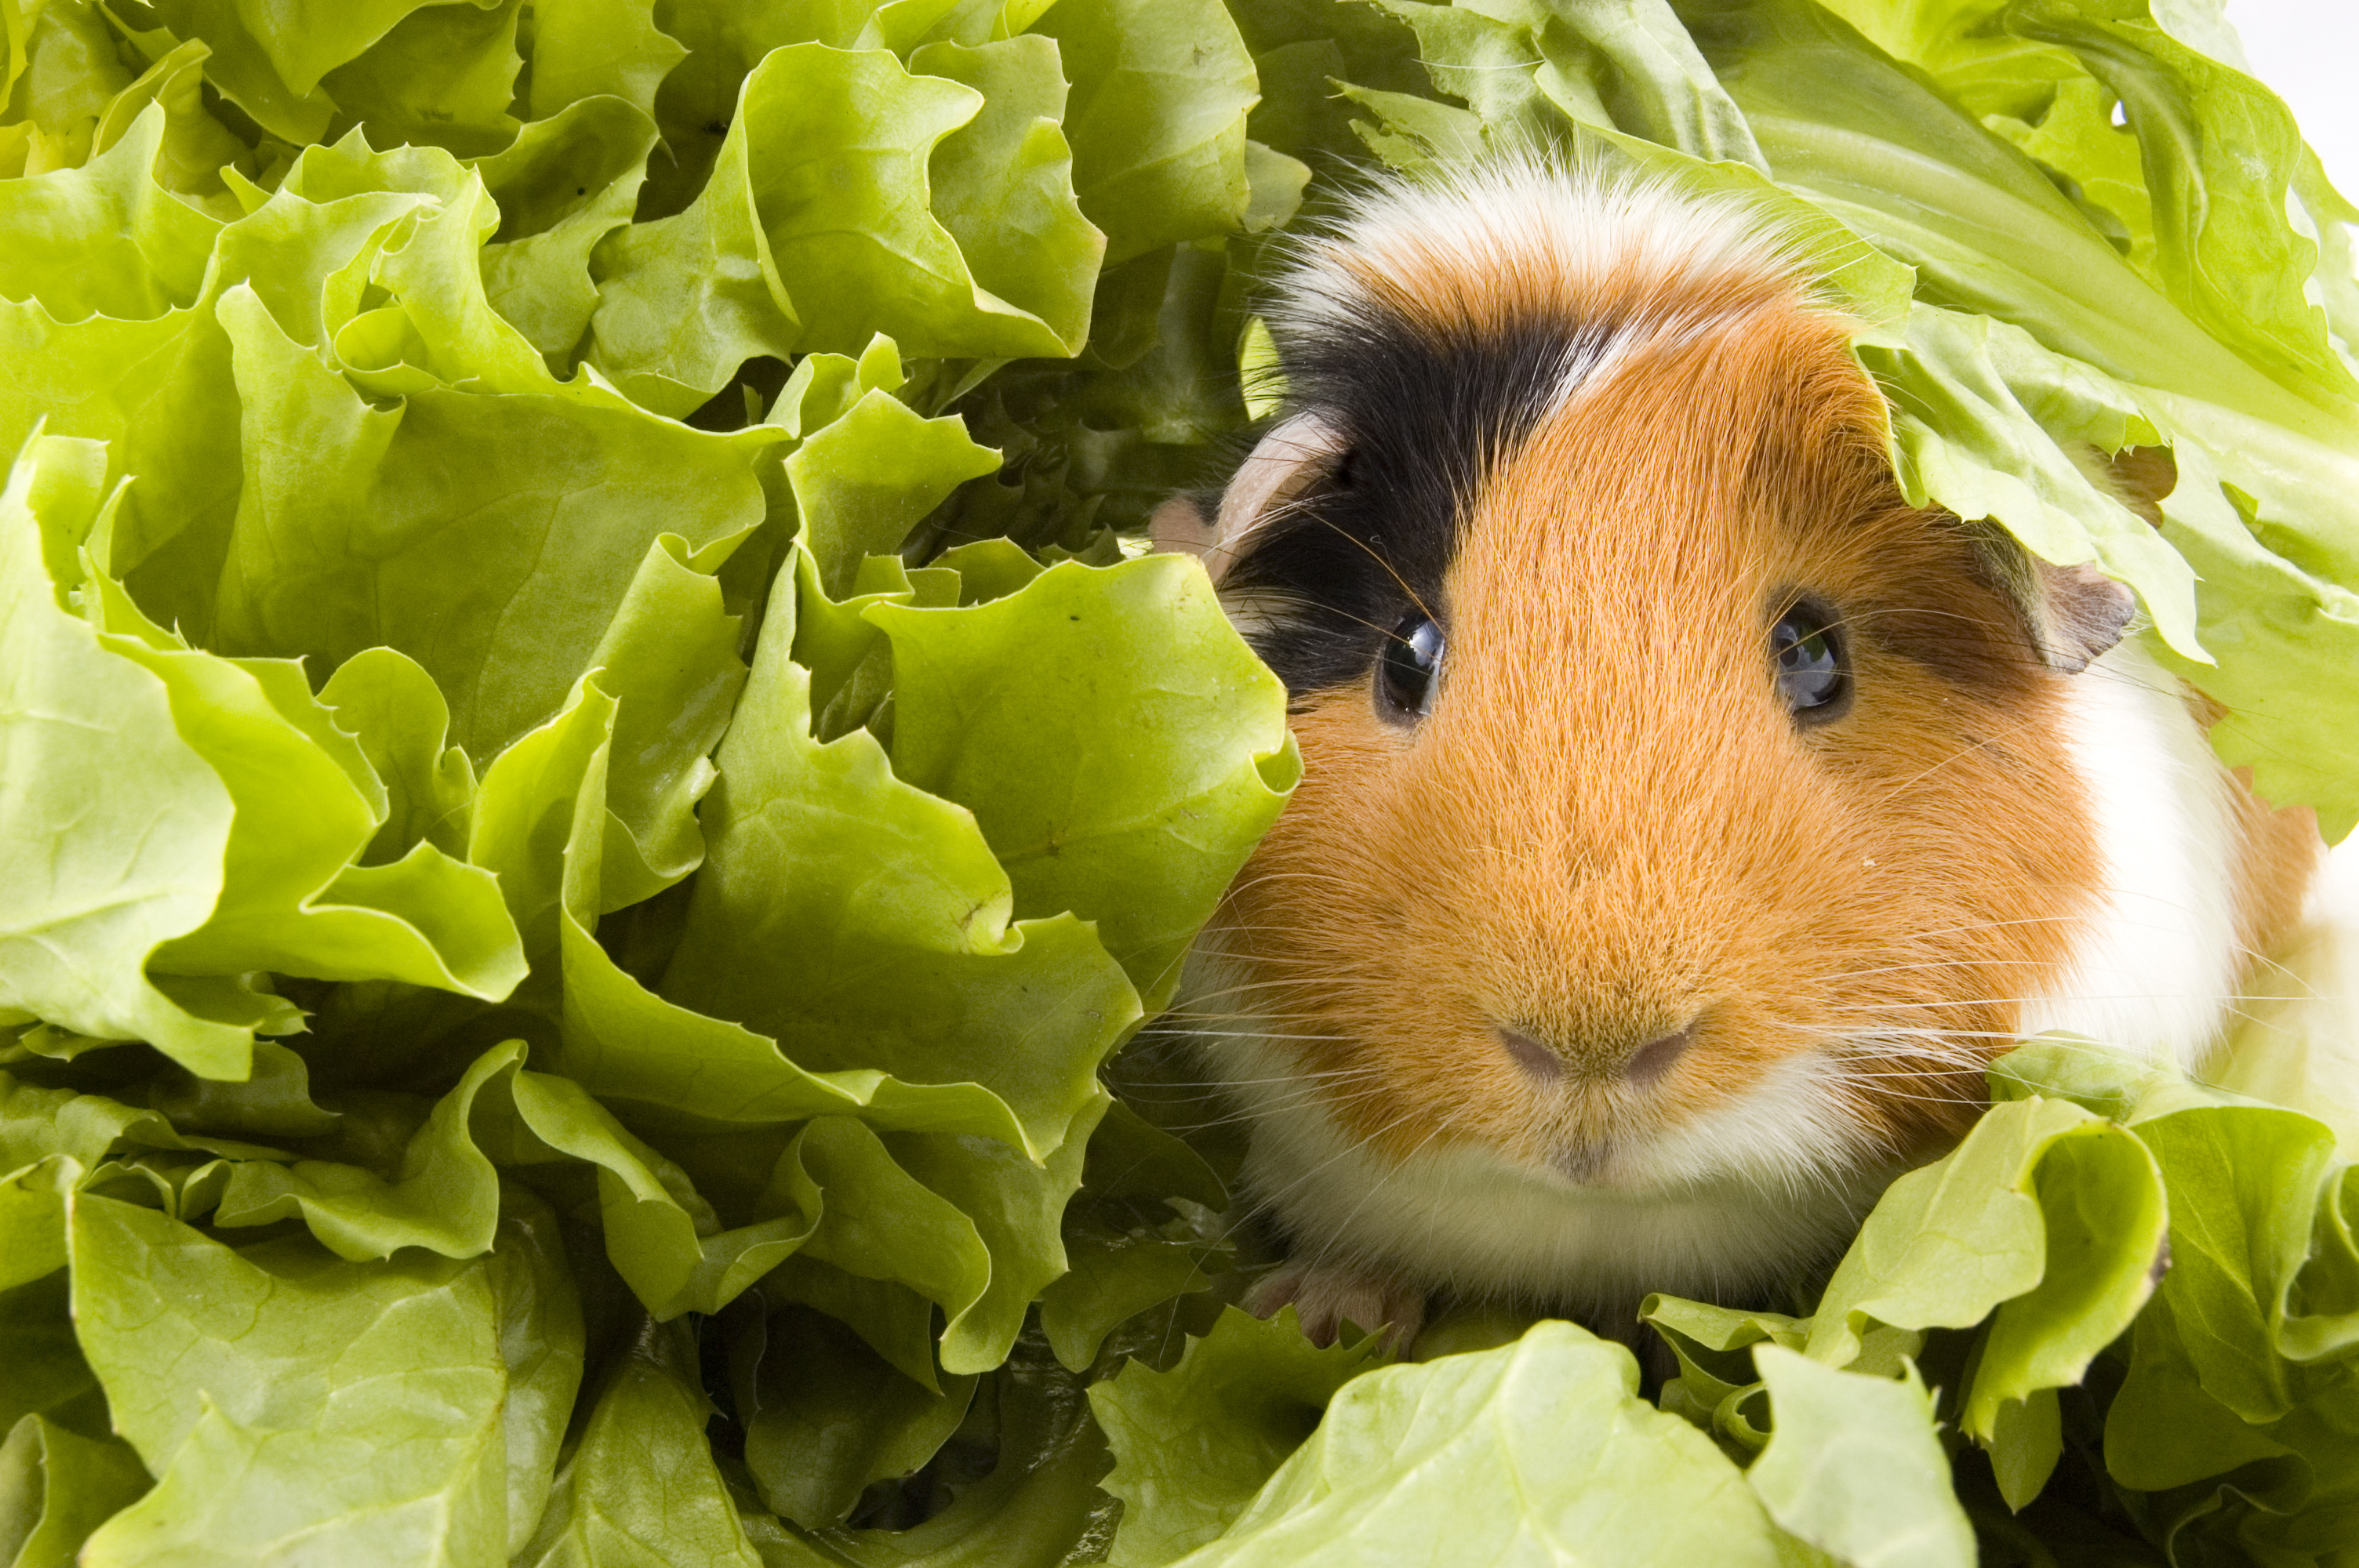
[1246,1260,1426,1353]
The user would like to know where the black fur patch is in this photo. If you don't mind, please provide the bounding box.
[1222,308,1617,699]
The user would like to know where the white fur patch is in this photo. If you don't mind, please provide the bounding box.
[1270,155,1814,409]
[2018,638,2245,1069]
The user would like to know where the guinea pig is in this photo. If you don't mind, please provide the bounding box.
[1149,157,2323,1349]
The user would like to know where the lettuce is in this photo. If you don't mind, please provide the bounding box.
[3,0,2358,1563]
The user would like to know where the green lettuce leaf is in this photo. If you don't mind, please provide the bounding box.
[525,0,684,123]
[1092,1306,1387,1566]
[1154,1322,1794,1567]
[0,431,242,1074]
[735,1301,979,1528]
[1033,0,1258,263]
[474,95,660,361]
[86,564,525,1019]
[0,1413,151,1568]
[872,552,1298,1009]
[1038,1110,1229,1377]
[748,1332,1117,1568]
[1862,302,2202,658]
[1370,0,1765,167]
[315,0,525,158]
[589,39,1096,414]
[1747,1347,1973,1568]
[2,0,142,177]
[0,103,216,318]
[0,1266,107,1445]
[661,551,1138,1163]
[515,1319,764,1568]
[69,1192,563,1566]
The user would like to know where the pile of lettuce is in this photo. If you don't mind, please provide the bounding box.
[5,0,2359,1563]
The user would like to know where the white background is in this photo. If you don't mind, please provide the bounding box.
[2230,0,2359,189]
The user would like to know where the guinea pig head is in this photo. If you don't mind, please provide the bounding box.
[1183,168,2133,1209]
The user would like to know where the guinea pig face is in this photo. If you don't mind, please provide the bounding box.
[1183,166,2117,1215]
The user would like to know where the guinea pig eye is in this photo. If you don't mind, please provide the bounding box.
[1378,613,1445,720]
[1771,601,1850,722]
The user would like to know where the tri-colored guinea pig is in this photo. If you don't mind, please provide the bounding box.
[1150,158,2321,1349]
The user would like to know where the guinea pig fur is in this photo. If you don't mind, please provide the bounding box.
[1156,157,2322,1351]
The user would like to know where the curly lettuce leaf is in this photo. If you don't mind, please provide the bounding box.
[1161,1323,1796,1567]
[589,40,1098,414]
[0,1410,151,1567]
[1033,0,1257,263]
[474,96,660,361]
[1747,1348,1974,1568]
[661,552,1139,1162]
[69,1192,576,1566]
[1862,302,2203,659]
[515,1319,765,1568]
[1369,0,1765,168]
[1092,1306,1387,1566]
[0,432,242,1073]
[84,564,524,1017]
[736,1302,979,1528]
[1038,1106,1229,1374]
[525,0,684,123]
[872,553,1298,1011]
[749,1332,1117,1568]
[6,2,2359,1563]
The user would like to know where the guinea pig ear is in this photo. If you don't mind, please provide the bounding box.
[2022,557,2137,674]
[1974,540,2134,675]
[1978,444,2174,674]
[1148,490,1224,561]
[1152,411,1348,586]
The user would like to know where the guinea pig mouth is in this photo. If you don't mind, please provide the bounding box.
[1542,1123,1657,1189]
[1553,1142,1619,1186]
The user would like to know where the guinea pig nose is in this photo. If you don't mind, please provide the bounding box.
[1625,1022,1698,1087]
[1496,1029,1563,1082]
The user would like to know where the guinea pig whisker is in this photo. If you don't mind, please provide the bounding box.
[1828,991,2232,1011]
[1162,1028,1365,1044]
[1808,911,2081,959]
[1154,1007,1372,1036]
[1808,1033,2042,1062]
[1839,1056,2001,1076]
[1251,1106,1466,1265]
[1136,1073,1384,1092]
[2225,944,2327,997]
[1834,1088,1991,1113]
[1821,1070,1990,1084]
[1148,1016,1357,1036]
[1248,499,1441,628]
[1317,1116,1465,1258]
[1189,928,1374,946]
[1149,1070,1394,1127]
[1812,945,2059,978]
[1195,946,1395,967]
[1808,1036,2004,1054]
[1246,1103,1434,1220]
[1205,869,1362,899]
[1167,1005,1330,1031]
[1867,713,2055,805]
